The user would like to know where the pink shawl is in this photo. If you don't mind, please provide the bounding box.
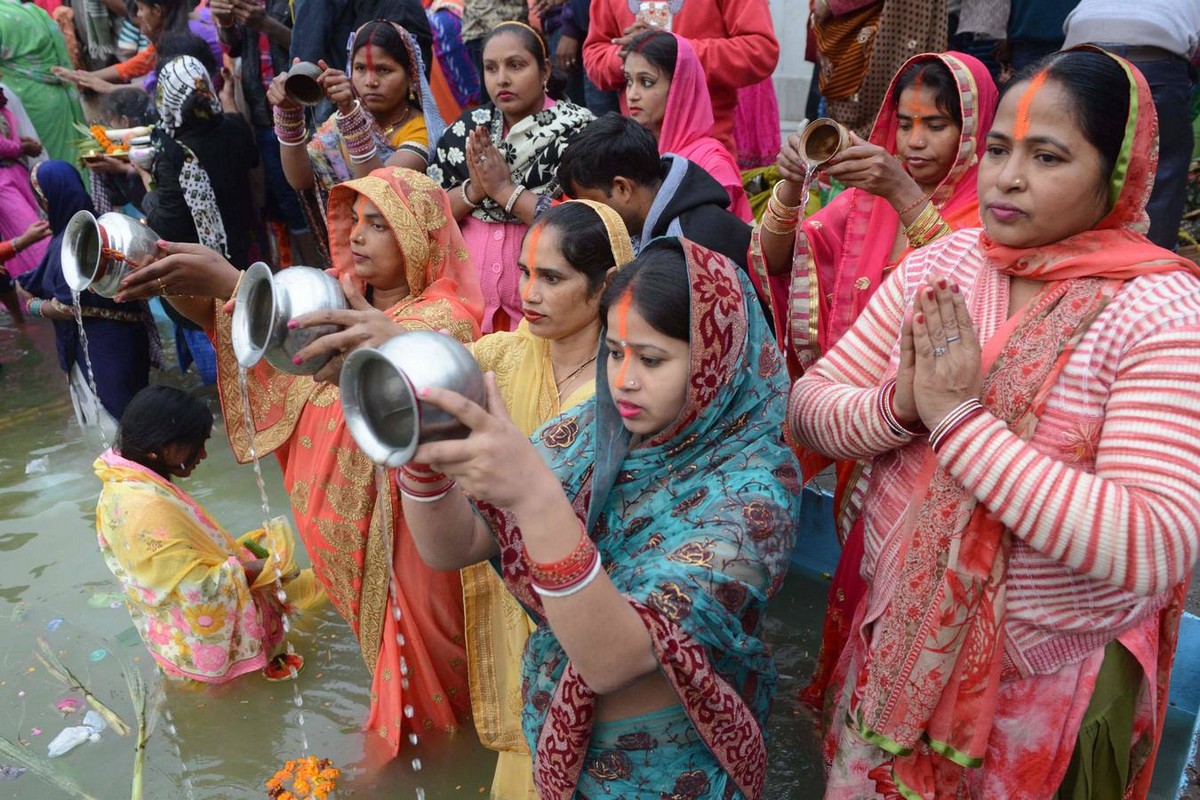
[656,33,752,221]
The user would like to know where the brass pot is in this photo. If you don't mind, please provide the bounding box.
[341,331,486,467]
[231,261,349,375]
[799,117,851,167]
[62,210,160,297]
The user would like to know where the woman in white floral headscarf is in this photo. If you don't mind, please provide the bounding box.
[430,21,592,334]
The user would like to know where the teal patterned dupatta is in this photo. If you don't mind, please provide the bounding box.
[475,238,802,800]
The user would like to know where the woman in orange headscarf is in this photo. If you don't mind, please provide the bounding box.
[115,167,484,760]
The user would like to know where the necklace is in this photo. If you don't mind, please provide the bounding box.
[381,103,414,136]
[555,355,597,391]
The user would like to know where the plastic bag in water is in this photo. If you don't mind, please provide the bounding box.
[46,726,93,758]
[24,456,48,476]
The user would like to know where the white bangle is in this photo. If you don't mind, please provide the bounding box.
[460,179,479,209]
[399,481,456,503]
[530,556,604,599]
[503,184,526,215]
[349,147,379,164]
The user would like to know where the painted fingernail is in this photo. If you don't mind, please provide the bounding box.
[937,279,947,290]
[292,356,303,365]
[924,288,934,300]
[950,283,960,294]
[915,313,925,324]
[287,320,298,329]
[419,388,430,397]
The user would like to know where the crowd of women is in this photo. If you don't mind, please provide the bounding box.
[3,0,1200,797]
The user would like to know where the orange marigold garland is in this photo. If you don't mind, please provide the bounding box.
[266,756,339,800]
[88,124,117,154]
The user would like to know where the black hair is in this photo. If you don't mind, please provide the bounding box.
[624,30,677,78]
[599,239,689,342]
[891,59,962,129]
[116,385,213,478]
[156,31,217,76]
[352,20,418,79]
[101,87,158,126]
[135,0,190,36]
[533,203,622,294]
[1001,50,1130,182]
[557,113,662,194]
[482,22,567,100]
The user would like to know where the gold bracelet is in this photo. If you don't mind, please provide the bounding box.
[227,268,247,303]
[771,180,803,214]
[760,209,799,237]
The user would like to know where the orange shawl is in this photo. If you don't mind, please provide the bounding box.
[215,167,483,758]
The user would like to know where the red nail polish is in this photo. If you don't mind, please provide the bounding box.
[419,388,430,397]
[287,320,298,329]
[915,313,924,324]
[950,283,960,294]
[292,356,303,365]
[937,279,947,290]
[925,288,934,300]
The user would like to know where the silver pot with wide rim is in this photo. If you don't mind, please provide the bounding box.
[341,331,485,467]
[62,210,160,297]
[231,261,349,375]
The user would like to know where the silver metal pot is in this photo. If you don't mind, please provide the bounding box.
[341,331,485,467]
[62,210,160,297]
[231,261,349,375]
[284,62,324,107]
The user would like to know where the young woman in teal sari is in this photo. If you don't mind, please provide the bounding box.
[403,237,802,799]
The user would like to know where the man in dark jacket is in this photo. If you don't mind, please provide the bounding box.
[557,113,751,271]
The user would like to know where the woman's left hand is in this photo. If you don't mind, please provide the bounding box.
[826,132,923,210]
[465,127,513,201]
[290,273,405,384]
[413,374,559,512]
[910,277,982,430]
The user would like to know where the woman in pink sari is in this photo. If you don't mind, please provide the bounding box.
[749,52,997,714]
[0,86,49,280]
[622,30,752,222]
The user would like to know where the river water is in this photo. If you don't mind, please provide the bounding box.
[0,317,825,799]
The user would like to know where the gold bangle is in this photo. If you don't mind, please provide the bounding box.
[227,268,247,303]
[771,180,803,214]
[760,210,799,237]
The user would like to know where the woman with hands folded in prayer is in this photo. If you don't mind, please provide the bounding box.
[790,49,1200,799]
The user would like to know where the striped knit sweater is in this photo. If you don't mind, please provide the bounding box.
[790,228,1200,677]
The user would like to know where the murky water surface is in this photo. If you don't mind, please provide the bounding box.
[0,319,825,798]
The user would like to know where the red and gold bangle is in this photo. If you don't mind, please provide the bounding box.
[929,398,985,453]
[400,463,449,484]
[531,549,602,598]
[526,521,597,588]
[878,379,927,438]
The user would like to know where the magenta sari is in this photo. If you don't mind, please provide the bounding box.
[0,106,48,277]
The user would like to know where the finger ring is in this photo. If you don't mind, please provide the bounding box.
[932,346,948,357]
[945,335,961,343]
[157,277,167,295]
[477,156,488,164]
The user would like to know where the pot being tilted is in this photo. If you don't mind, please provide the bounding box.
[62,211,160,297]
[341,331,486,467]
[231,261,349,376]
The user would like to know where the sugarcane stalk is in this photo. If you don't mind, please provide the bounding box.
[34,638,130,736]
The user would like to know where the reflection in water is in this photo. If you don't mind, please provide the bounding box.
[0,320,824,798]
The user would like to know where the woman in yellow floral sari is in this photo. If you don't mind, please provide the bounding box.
[94,385,323,683]
[113,167,485,760]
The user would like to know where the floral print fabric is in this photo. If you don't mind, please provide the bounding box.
[475,238,802,799]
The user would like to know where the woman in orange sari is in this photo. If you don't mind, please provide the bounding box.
[113,167,484,760]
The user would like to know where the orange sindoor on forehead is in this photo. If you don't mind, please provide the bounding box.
[613,289,635,387]
[520,223,543,303]
[350,195,369,239]
[1014,70,1049,141]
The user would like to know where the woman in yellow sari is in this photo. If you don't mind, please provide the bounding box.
[113,167,485,761]
[94,385,323,683]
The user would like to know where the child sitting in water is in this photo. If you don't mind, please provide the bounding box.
[93,385,322,682]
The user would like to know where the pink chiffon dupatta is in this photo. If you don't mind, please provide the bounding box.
[655,34,753,221]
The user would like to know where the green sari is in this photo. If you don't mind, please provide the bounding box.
[0,0,86,169]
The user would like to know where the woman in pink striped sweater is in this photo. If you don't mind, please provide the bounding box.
[790,48,1200,799]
